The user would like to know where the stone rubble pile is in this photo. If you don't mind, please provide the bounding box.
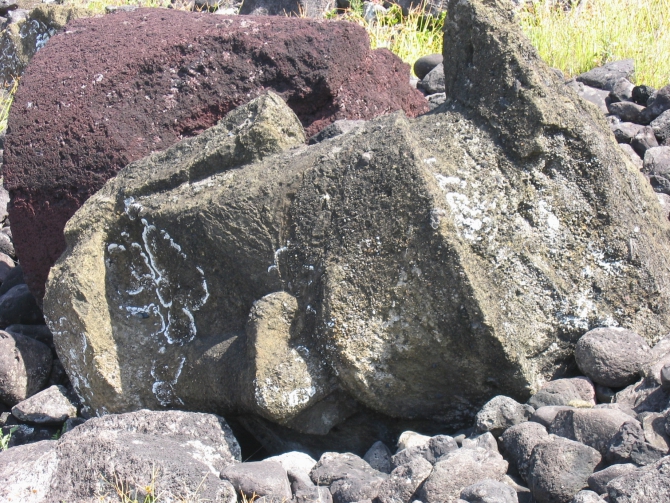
[3,325,670,502]
[0,0,670,501]
[0,175,82,448]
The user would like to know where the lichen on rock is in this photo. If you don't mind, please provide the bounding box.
[43,0,670,454]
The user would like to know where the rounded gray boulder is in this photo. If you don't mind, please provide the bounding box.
[575,327,651,387]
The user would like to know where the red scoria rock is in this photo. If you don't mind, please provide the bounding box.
[3,9,428,301]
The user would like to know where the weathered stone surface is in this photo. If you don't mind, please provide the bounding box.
[0,410,241,502]
[460,479,519,503]
[0,329,51,406]
[0,284,44,328]
[43,0,670,448]
[644,146,670,195]
[418,447,508,503]
[531,406,574,428]
[632,126,660,158]
[501,421,550,482]
[607,101,645,123]
[606,419,666,466]
[587,463,638,494]
[549,407,634,455]
[364,440,392,473]
[619,143,643,170]
[576,59,635,91]
[571,491,604,503]
[392,434,459,467]
[462,432,498,452]
[641,84,670,124]
[0,264,23,297]
[4,9,428,302]
[414,53,443,80]
[527,436,601,503]
[611,122,644,144]
[376,455,433,503]
[640,411,670,452]
[633,85,656,106]
[397,431,430,451]
[0,252,13,284]
[609,78,634,103]
[266,451,318,483]
[221,461,292,499]
[575,327,652,387]
[646,335,670,386]
[475,395,533,437]
[566,81,609,115]
[310,452,387,503]
[417,62,445,94]
[651,109,670,145]
[0,4,93,85]
[607,455,670,502]
[11,384,76,424]
[308,119,366,145]
[614,379,670,414]
[528,377,595,408]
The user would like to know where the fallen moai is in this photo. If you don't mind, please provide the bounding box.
[3,9,427,302]
[44,0,670,455]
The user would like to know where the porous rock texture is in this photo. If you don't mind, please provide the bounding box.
[0,409,241,503]
[3,9,427,302]
[44,0,670,454]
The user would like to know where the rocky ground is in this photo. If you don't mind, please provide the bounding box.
[0,0,670,502]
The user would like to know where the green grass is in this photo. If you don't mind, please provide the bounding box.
[517,0,670,88]
[326,1,445,76]
[0,78,18,133]
[0,426,18,451]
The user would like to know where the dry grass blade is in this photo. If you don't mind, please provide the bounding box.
[518,0,670,88]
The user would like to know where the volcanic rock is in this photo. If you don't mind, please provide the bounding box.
[43,0,670,452]
[575,327,652,387]
[475,395,533,437]
[527,377,596,408]
[501,421,550,482]
[0,409,241,502]
[11,384,77,424]
[414,53,443,80]
[4,8,427,301]
[527,436,601,503]
[606,455,670,502]
[220,461,292,499]
[418,447,508,503]
[549,407,635,455]
[576,59,635,91]
[587,463,639,494]
[0,329,51,406]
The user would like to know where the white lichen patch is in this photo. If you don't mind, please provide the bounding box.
[151,356,186,407]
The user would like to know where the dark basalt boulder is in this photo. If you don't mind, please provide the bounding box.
[3,9,427,302]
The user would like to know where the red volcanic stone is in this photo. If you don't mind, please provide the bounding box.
[3,9,428,301]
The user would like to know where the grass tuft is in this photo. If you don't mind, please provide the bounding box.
[0,426,18,451]
[517,0,670,88]
[326,1,445,76]
[0,78,19,134]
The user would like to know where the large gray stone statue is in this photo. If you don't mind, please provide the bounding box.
[44,0,670,453]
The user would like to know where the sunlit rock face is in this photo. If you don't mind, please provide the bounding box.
[44,0,670,454]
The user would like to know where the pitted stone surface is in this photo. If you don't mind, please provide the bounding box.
[43,0,670,451]
[4,8,427,302]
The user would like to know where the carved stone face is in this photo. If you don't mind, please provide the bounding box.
[43,1,670,454]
